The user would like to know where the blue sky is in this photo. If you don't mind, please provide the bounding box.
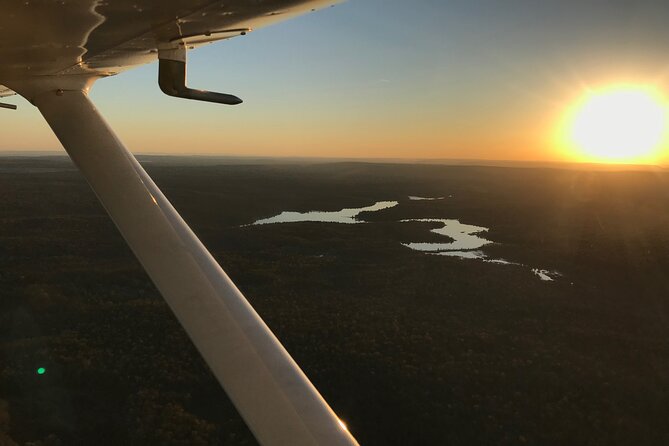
[3,0,669,162]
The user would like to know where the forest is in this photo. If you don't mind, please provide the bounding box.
[1,157,669,445]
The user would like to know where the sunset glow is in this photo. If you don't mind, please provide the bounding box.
[563,86,668,164]
[4,2,669,166]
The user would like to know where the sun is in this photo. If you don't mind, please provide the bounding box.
[563,85,668,164]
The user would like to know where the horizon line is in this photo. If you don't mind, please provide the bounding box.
[1,150,666,170]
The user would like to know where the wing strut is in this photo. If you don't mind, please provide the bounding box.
[10,79,358,446]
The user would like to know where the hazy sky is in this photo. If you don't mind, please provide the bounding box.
[3,0,669,162]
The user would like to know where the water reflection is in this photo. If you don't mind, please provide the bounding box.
[248,200,560,282]
[401,219,492,252]
[532,269,560,282]
[484,258,518,265]
[401,218,559,281]
[437,250,487,259]
[408,196,445,201]
[252,201,398,225]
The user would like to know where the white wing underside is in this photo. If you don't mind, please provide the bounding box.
[0,0,339,94]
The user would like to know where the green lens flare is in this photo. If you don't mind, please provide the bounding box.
[36,367,46,375]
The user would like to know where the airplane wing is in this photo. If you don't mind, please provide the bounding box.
[0,2,359,446]
[0,0,338,92]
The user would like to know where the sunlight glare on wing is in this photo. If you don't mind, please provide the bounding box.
[338,418,349,432]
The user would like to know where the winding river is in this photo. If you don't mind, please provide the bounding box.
[249,200,559,281]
